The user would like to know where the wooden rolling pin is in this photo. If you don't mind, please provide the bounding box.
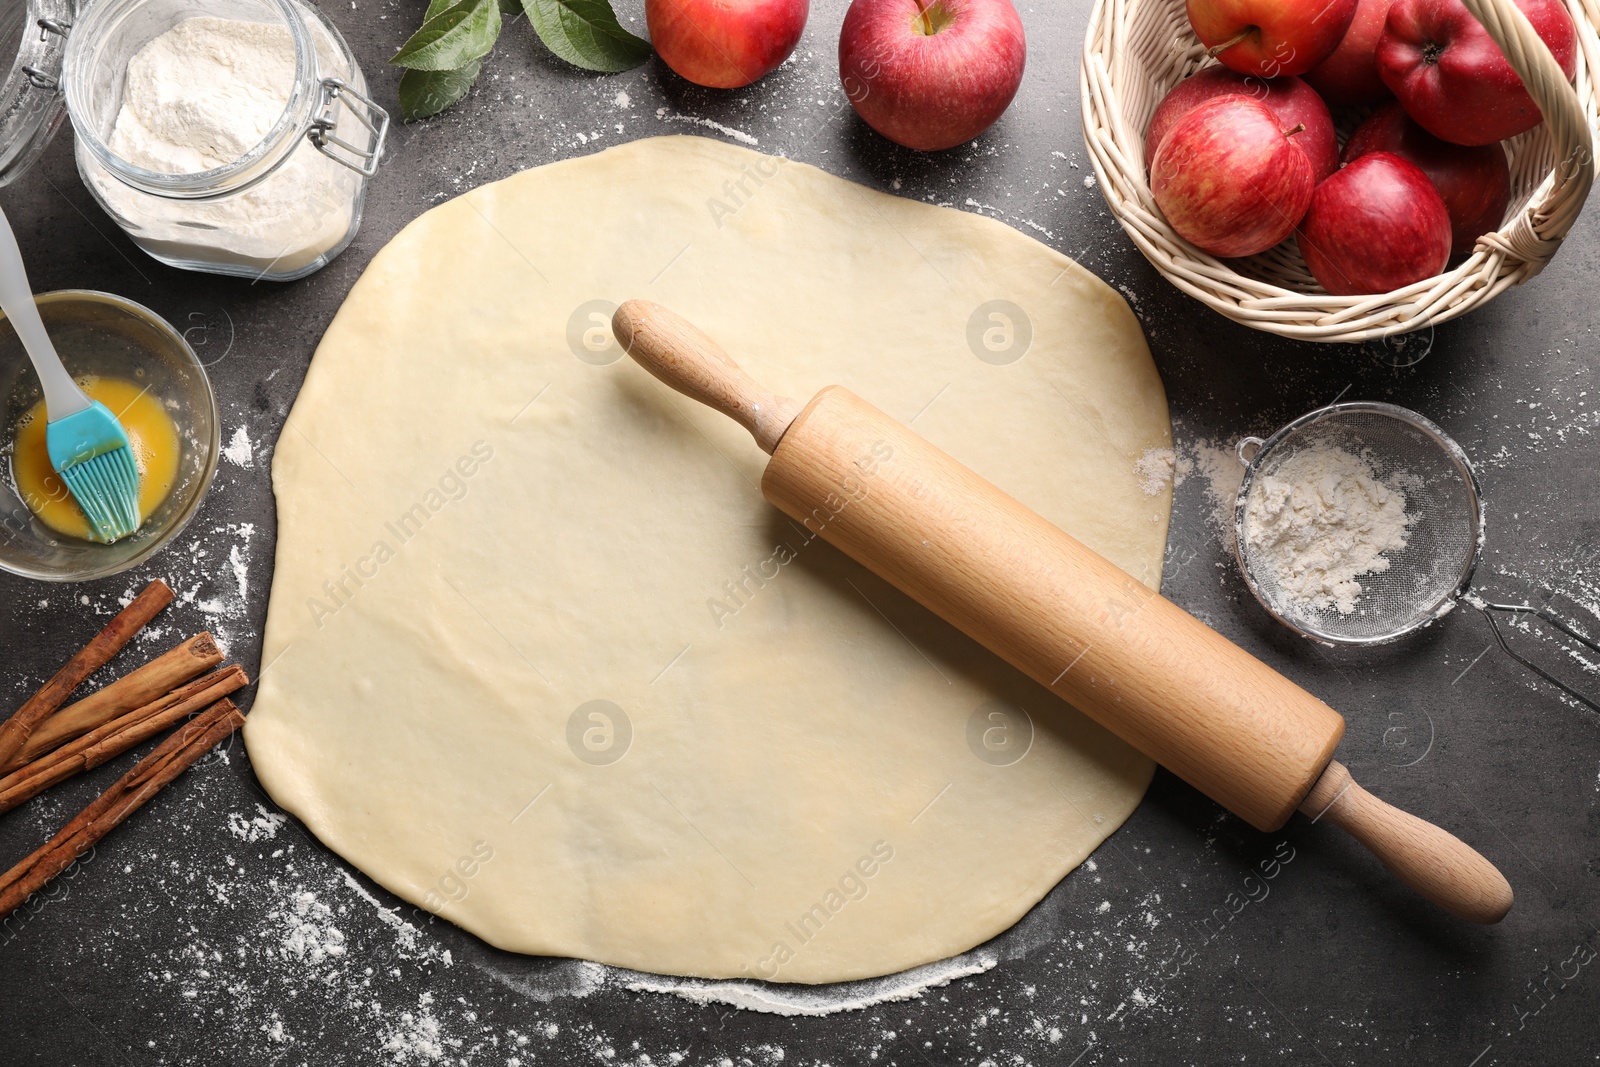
[613,300,1514,924]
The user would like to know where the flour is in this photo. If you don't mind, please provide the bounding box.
[87,14,361,273]
[277,890,348,964]
[653,106,760,145]
[622,950,1000,1017]
[381,993,450,1063]
[110,18,298,174]
[222,425,255,468]
[1243,444,1412,615]
[1193,440,1248,532]
[83,791,1158,1062]
[1135,446,1191,497]
[228,803,288,842]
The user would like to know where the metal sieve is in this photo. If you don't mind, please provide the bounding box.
[1232,401,1599,712]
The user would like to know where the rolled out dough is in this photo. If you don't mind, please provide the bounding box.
[245,136,1173,983]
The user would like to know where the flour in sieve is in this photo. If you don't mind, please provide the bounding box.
[1244,444,1413,615]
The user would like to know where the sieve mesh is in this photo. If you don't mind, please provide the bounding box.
[1234,404,1484,645]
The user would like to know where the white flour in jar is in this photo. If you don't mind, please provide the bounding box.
[87,14,359,274]
[1244,444,1413,615]
[110,18,298,173]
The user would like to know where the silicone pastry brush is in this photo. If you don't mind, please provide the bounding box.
[613,300,1514,925]
[0,204,139,542]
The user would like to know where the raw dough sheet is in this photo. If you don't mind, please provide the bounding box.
[246,136,1172,983]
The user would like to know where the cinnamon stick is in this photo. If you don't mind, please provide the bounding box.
[0,698,246,914]
[0,580,173,767]
[2,633,223,773]
[0,665,248,815]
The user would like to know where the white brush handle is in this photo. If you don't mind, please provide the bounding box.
[0,204,89,419]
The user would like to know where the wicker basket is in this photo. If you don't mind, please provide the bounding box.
[1081,0,1600,341]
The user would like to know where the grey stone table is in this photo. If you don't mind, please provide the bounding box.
[2,1,1597,1063]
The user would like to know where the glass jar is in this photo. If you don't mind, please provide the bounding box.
[0,0,77,186]
[61,0,387,281]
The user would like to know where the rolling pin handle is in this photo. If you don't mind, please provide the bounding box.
[612,300,803,455]
[1300,761,1513,924]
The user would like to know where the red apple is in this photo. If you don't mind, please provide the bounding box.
[838,0,1026,151]
[1144,67,1338,181]
[1377,0,1576,145]
[1342,101,1510,256]
[1297,152,1451,294]
[647,0,809,89]
[1187,0,1358,77]
[1302,0,1395,103]
[1152,96,1316,258]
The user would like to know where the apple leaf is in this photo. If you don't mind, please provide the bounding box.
[521,0,652,73]
[397,60,484,122]
[390,0,502,71]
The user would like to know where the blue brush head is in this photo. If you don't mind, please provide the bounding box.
[45,400,142,542]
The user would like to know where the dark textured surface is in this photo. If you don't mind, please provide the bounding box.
[2,1,1599,1064]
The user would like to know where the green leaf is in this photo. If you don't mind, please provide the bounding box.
[390,0,501,71]
[397,60,484,122]
[424,0,456,19]
[498,0,522,14]
[522,0,652,73]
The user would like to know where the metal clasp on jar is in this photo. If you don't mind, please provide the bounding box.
[308,77,389,177]
[21,16,72,89]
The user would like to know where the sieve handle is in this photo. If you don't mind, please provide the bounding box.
[1301,761,1513,924]
[1471,599,1600,713]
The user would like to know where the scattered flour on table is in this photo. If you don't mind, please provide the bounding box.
[381,992,449,1064]
[475,958,607,1002]
[339,869,453,964]
[54,519,260,656]
[1131,437,1254,599]
[1192,440,1247,531]
[622,950,999,1017]
[222,425,255,467]
[1135,447,1188,497]
[163,520,256,652]
[1243,444,1412,615]
[1137,439,1246,531]
[227,803,287,842]
[229,538,251,602]
[277,890,348,964]
[89,792,1211,1063]
[653,107,759,145]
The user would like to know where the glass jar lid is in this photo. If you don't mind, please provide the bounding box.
[0,0,77,187]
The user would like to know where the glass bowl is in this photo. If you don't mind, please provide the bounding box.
[0,290,218,581]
